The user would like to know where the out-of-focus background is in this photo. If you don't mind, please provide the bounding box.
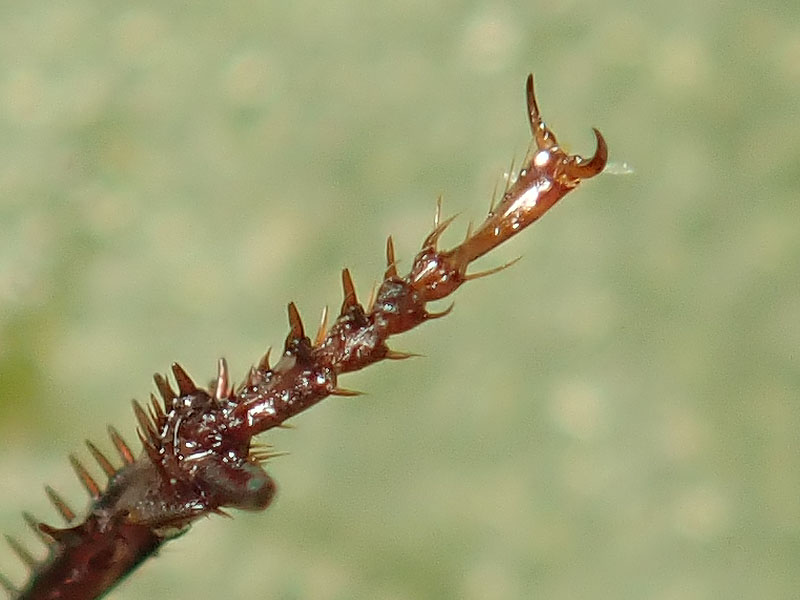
[1,2,798,599]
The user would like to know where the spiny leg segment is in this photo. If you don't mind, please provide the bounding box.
[2,75,607,600]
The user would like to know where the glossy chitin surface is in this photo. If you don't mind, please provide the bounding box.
[1,75,606,600]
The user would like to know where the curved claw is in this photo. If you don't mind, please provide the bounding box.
[526,74,557,150]
[525,74,539,124]
[564,128,608,180]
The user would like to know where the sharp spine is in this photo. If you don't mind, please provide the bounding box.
[22,512,51,546]
[503,154,517,194]
[463,256,522,281]
[37,524,70,545]
[425,302,454,320]
[314,305,329,346]
[366,281,378,313]
[287,302,305,339]
[0,572,17,595]
[245,366,258,388]
[257,347,272,371]
[385,235,398,279]
[489,178,500,213]
[434,195,442,228]
[215,357,230,401]
[153,373,176,407]
[5,535,36,569]
[422,213,457,250]
[108,425,135,464]
[69,455,101,499]
[340,268,358,312]
[44,486,75,523]
[132,400,157,441]
[136,429,161,467]
[330,387,364,397]
[150,393,166,423]
[171,362,197,396]
[385,349,421,360]
[85,440,116,478]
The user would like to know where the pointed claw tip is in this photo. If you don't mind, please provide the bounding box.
[592,127,609,166]
[566,127,608,180]
[524,74,560,150]
[525,73,538,120]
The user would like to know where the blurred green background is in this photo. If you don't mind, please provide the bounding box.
[1,1,798,599]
